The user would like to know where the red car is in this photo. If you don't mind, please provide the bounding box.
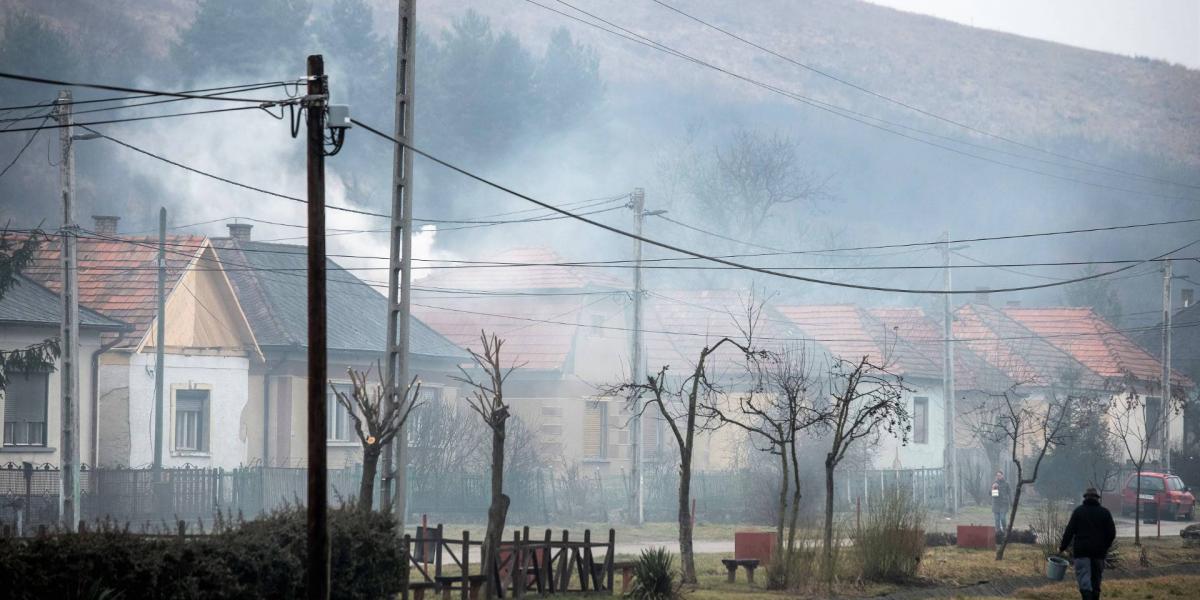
[1119,472,1196,520]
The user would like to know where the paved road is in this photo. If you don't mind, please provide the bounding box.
[1114,514,1191,539]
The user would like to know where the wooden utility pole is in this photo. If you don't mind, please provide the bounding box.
[55,90,81,531]
[154,207,166,469]
[305,54,330,600]
[940,231,958,514]
[384,0,417,524]
[1162,259,1172,471]
[628,188,646,525]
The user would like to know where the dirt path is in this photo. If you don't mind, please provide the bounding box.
[881,562,1200,599]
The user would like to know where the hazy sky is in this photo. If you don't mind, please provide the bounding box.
[869,0,1200,69]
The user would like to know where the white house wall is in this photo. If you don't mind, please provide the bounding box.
[127,352,249,469]
[870,381,947,470]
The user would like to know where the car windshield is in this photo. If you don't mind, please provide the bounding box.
[1139,476,1166,492]
[1168,476,1186,491]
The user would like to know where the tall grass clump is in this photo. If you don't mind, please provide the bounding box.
[1032,499,1071,558]
[629,547,683,600]
[853,489,926,581]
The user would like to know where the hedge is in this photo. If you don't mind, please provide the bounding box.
[0,506,407,600]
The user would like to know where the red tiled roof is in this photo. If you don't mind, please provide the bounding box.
[1004,307,1192,389]
[24,234,204,347]
[410,296,589,371]
[419,246,627,291]
[776,304,943,380]
[869,306,1013,391]
[952,304,1105,389]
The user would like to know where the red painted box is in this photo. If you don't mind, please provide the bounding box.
[956,525,995,549]
[734,531,777,564]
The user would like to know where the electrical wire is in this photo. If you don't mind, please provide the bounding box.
[0,114,50,179]
[350,116,1200,294]
[0,105,275,135]
[647,0,1200,192]
[0,71,294,104]
[0,82,300,125]
[524,0,1197,203]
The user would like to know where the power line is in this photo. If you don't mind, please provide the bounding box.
[0,114,50,179]
[350,115,1200,295]
[525,0,1197,203]
[0,81,299,125]
[0,71,295,104]
[647,0,1200,192]
[0,105,275,135]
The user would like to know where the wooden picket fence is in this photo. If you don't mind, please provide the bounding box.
[402,524,615,599]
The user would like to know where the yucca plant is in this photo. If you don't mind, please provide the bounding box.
[628,547,682,600]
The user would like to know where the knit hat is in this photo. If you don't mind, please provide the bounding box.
[1083,487,1101,499]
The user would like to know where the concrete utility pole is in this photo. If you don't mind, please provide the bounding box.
[1162,259,1172,471]
[384,0,417,525]
[628,188,646,525]
[153,207,166,470]
[55,90,81,532]
[940,232,958,514]
[305,54,330,600]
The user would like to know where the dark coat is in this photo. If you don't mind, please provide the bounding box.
[992,479,1011,513]
[1058,498,1116,559]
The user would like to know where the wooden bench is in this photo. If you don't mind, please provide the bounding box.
[721,558,760,584]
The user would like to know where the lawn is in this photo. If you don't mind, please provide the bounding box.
[963,575,1200,600]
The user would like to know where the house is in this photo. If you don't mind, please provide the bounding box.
[0,273,125,467]
[25,218,262,469]
[211,223,467,468]
[413,246,636,475]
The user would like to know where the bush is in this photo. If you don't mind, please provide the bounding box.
[1031,500,1071,557]
[853,490,925,581]
[0,506,406,600]
[628,547,681,600]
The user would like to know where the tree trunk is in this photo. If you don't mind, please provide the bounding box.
[822,459,836,578]
[483,422,508,599]
[775,448,788,563]
[1134,466,1142,545]
[358,445,380,511]
[996,484,1022,560]
[785,437,802,576]
[678,449,697,584]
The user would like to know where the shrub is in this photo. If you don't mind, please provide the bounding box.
[0,506,406,600]
[628,547,681,600]
[853,490,925,581]
[1031,500,1071,557]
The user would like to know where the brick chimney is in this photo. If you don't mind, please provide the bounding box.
[1183,288,1194,309]
[226,223,253,242]
[974,287,990,305]
[92,215,119,235]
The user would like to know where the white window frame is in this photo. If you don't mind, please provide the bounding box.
[172,385,212,455]
[2,370,49,447]
[327,381,354,443]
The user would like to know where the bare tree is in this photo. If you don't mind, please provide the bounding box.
[817,355,911,574]
[329,365,423,511]
[450,332,519,598]
[966,385,1073,559]
[1108,379,1185,544]
[708,345,822,588]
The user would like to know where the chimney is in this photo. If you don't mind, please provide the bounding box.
[92,215,119,235]
[1183,288,1195,309]
[974,287,990,305]
[226,223,253,242]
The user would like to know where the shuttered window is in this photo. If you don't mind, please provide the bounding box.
[3,371,49,446]
[913,397,929,444]
[642,414,661,459]
[1145,396,1163,449]
[175,389,210,452]
[583,401,608,459]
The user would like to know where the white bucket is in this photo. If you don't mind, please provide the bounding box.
[1047,556,1069,581]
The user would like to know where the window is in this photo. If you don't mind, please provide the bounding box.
[3,370,49,446]
[912,397,929,444]
[1145,396,1163,450]
[642,414,661,459]
[327,383,352,442]
[1139,475,1165,492]
[1168,476,1186,492]
[174,389,210,452]
[583,401,609,459]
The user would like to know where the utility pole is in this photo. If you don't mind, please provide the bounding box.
[1162,259,1172,471]
[55,90,80,532]
[384,0,417,526]
[628,188,646,525]
[940,231,958,514]
[154,207,166,470]
[304,55,330,600]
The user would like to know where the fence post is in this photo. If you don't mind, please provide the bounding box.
[605,529,615,595]
[401,534,412,600]
[512,529,523,598]
[580,529,591,592]
[557,530,570,592]
[543,528,554,593]
[462,530,470,600]
[435,523,444,579]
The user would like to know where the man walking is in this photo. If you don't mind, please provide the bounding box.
[1059,487,1116,600]
[991,470,1011,536]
